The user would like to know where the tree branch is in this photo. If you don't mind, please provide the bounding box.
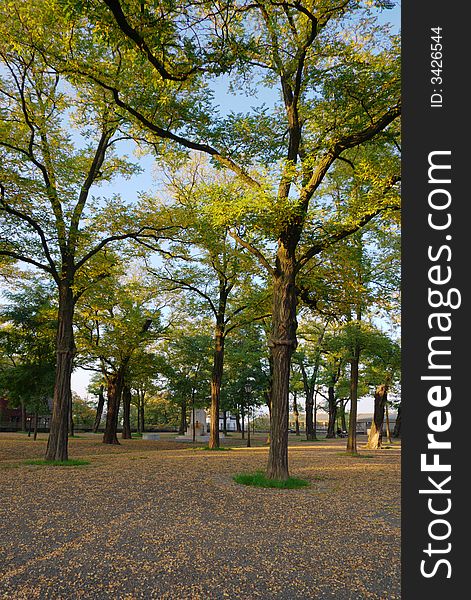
[0,184,59,280]
[155,274,218,317]
[227,229,275,275]
[74,226,176,272]
[102,0,197,82]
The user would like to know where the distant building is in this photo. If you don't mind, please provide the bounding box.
[288,410,330,431]
[356,413,398,434]
[0,397,23,430]
[0,397,51,431]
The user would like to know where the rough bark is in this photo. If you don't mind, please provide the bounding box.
[305,389,315,440]
[267,241,297,480]
[45,282,75,461]
[93,385,105,433]
[326,386,337,438]
[209,321,225,449]
[347,350,360,454]
[366,384,388,449]
[103,370,124,444]
[179,398,187,436]
[121,384,132,439]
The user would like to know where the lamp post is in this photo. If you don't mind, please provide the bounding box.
[244,383,252,447]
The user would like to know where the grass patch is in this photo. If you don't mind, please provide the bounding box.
[132,433,143,438]
[24,458,90,467]
[336,452,374,459]
[194,445,231,451]
[233,471,310,489]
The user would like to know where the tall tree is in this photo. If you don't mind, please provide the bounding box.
[363,331,400,449]
[153,166,269,447]
[27,0,400,477]
[75,270,162,444]
[0,34,174,459]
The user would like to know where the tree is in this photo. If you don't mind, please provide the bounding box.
[0,281,56,430]
[363,332,400,449]
[221,324,270,436]
[295,317,329,440]
[75,270,163,444]
[0,30,176,459]
[23,0,400,477]
[153,165,270,447]
[155,319,212,437]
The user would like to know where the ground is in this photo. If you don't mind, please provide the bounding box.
[0,433,400,599]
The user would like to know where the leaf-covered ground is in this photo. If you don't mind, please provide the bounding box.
[0,433,400,599]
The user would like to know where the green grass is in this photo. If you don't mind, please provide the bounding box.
[336,452,374,459]
[233,471,310,489]
[24,458,90,467]
[195,445,231,451]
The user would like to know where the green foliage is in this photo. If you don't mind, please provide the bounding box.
[71,393,96,428]
[0,282,56,410]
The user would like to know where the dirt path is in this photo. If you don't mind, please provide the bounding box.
[0,435,400,599]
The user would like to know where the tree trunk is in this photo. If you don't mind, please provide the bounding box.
[267,242,297,480]
[326,386,337,438]
[209,321,225,449]
[20,400,27,432]
[179,398,187,436]
[33,411,39,441]
[385,402,392,444]
[340,400,348,432]
[393,404,401,438]
[223,410,227,436]
[140,391,145,433]
[45,282,75,461]
[121,385,132,439]
[136,390,141,433]
[93,385,105,433]
[305,390,316,440]
[366,385,388,449]
[293,391,300,435]
[235,413,241,433]
[347,350,360,454]
[103,371,124,444]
